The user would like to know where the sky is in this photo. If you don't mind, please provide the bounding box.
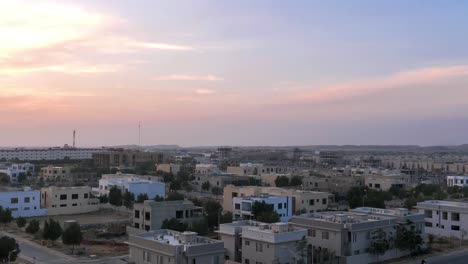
[1,0,468,147]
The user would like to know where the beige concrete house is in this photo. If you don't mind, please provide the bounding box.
[40,186,102,215]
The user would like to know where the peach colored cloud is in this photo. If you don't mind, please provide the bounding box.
[278,65,468,104]
[155,74,223,81]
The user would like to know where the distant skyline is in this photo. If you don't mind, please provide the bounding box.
[1,0,468,147]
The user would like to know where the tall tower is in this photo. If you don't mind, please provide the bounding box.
[73,130,76,148]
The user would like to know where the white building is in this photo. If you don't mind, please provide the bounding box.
[96,177,165,200]
[289,207,425,264]
[218,220,307,264]
[128,230,225,264]
[416,200,468,239]
[233,195,293,222]
[195,164,219,174]
[0,147,106,161]
[0,187,47,217]
[447,175,468,187]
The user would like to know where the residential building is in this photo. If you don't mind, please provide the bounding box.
[289,207,425,264]
[40,165,98,184]
[447,175,468,187]
[132,200,204,231]
[0,187,47,217]
[128,230,225,264]
[416,200,468,239]
[0,163,34,183]
[195,164,219,174]
[40,186,101,215]
[0,146,105,161]
[95,177,165,200]
[101,173,163,183]
[364,171,419,191]
[303,175,364,195]
[93,149,164,169]
[319,151,344,167]
[223,185,334,214]
[156,163,181,175]
[232,195,293,222]
[218,220,307,264]
[227,163,290,176]
[192,173,252,192]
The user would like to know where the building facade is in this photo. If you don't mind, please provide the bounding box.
[93,149,164,169]
[223,185,334,214]
[0,187,47,217]
[133,200,204,231]
[0,147,105,161]
[96,177,165,200]
[40,165,98,184]
[128,230,225,264]
[416,200,468,239]
[40,186,101,215]
[232,196,293,222]
[446,175,468,187]
[218,220,307,264]
[289,207,425,264]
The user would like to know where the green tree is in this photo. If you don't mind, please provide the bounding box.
[204,200,223,228]
[166,192,184,201]
[394,220,423,255]
[26,219,40,234]
[0,173,9,184]
[188,220,209,236]
[0,207,13,224]
[99,194,109,204]
[62,223,83,254]
[136,193,149,203]
[153,195,165,202]
[108,186,123,206]
[201,181,211,191]
[123,191,135,209]
[220,211,233,224]
[161,218,188,232]
[275,176,290,187]
[17,172,27,184]
[296,236,308,264]
[290,176,303,186]
[369,229,390,258]
[16,217,27,228]
[0,207,13,225]
[251,201,280,223]
[211,186,223,195]
[0,236,20,263]
[43,219,62,242]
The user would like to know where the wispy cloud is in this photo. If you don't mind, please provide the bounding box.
[279,65,468,104]
[127,41,194,51]
[0,63,120,75]
[155,74,223,81]
[195,89,216,94]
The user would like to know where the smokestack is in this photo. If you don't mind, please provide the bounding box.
[73,130,76,148]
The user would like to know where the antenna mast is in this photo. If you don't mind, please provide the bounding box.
[73,130,76,148]
[138,121,141,147]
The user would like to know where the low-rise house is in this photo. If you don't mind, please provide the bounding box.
[128,230,225,264]
[195,164,219,174]
[40,165,98,184]
[40,186,101,215]
[0,163,34,183]
[132,200,204,231]
[416,200,468,239]
[218,220,307,264]
[156,163,181,175]
[224,185,334,214]
[446,175,468,187]
[0,187,47,217]
[232,195,293,222]
[289,207,425,264]
[192,173,252,192]
[95,177,165,200]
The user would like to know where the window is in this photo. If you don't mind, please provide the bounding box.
[176,210,183,219]
[10,198,18,204]
[235,203,240,210]
[72,194,79,200]
[60,194,67,200]
[24,207,30,210]
[145,225,150,231]
[443,212,448,220]
[309,200,315,206]
[278,203,283,209]
[60,204,67,207]
[84,193,89,199]
[452,213,460,221]
[375,184,381,189]
[308,229,316,237]
[245,240,250,246]
[425,222,433,227]
[24,197,30,203]
[322,198,327,205]
[424,210,433,218]
[256,242,263,252]
[322,231,329,240]
[145,212,150,221]
[245,260,250,264]
[135,210,140,219]
[143,251,151,263]
[213,255,220,264]
[452,225,460,231]
[134,223,140,228]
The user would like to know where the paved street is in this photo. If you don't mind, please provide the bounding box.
[393,248,468,264]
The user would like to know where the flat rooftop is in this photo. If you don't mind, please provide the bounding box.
[417,200,468,208]
[135,230,220,246]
